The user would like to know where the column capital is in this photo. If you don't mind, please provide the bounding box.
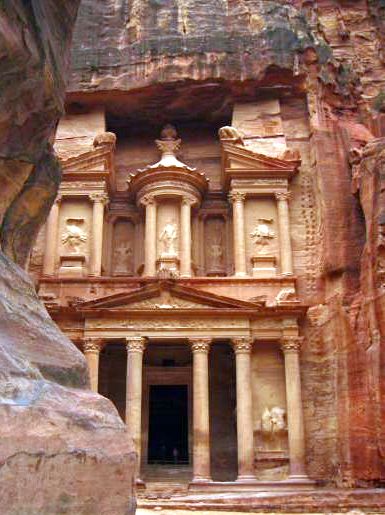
[89,192,109,205]
[83,338,102,354]
[280,336,304,353]
[126,336,146,353]
[228,191,246,203]
[190,337,211,353]
[275,191,291,202]
[141,194,156,206]
[181,196,195,207]
[232,337,253,354]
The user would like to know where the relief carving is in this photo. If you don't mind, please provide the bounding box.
[61,218,87,254]
[113,242,134,274]
[250,218,275,254]
[205,217,225,275]
[112,219,135,275]
[259,406,288,452]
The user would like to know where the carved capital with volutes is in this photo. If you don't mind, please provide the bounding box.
[280,336,304,353]
[190,337,211,353]
[275,191,291,202]
[54,194,63,205]
[89,192,109,205]
[232,337,253,354]
[83,338,103,354]
[126,337,146,354]
[181,196,195,207]
[228,191,246,204]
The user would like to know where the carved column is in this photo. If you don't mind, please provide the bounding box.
[90,193,108,276]
[190,338,212,482]
[180,197,193,278]
[281,336,308,479]
[143,195,157,277]
[43,195,61,275]
[126,337,146,472]
[232,337,255,480]
[275,192,293,275]
[83,338,102,393]
[229,192,247,277]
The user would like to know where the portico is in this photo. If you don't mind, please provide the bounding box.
[76,280,311,489]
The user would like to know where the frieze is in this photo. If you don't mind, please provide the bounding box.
[86,318,247,330]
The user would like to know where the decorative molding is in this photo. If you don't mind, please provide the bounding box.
[280,336,304,352]
[125,336,146,353]
[232,337,253,353]
[189,337,212,353]
[141,194,156,207]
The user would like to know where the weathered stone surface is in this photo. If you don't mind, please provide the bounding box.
[0,253,136,514]
[0,3,137,514]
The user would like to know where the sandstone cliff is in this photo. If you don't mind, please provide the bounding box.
[66,0,385,486]
[0,3,136,513]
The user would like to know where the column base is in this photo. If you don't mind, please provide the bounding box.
[287,474,313,482]
[281,271,294,277]
[234,272,248,278]
[188,477,212,490]
[236,474,257,483]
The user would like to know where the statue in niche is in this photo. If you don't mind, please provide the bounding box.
[159,221,178,256]
[250,218,275,254]
[261,407,287,451]
[113,242,134,274]
[207,222,224,271]
[61,218,87,255]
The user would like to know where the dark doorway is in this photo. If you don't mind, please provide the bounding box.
[148,385,189,464]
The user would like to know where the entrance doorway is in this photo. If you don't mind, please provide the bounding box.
[148,385,189,464]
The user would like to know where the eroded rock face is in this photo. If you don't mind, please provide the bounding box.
[0,3,136,513]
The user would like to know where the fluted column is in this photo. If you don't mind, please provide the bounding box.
[275,192,293,275]
[190,337,212,482]
[89,193,108,276]
[232,337,255,480]
[229,192,247,277]
[83,338,102,393]
[180,197,193,278]
[126,337,146,470]
[143,195,157,277]
[281,336,308,479]
[43,195,61,275]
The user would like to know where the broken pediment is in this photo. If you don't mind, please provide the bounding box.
[220,142,300,189]
[77,280,264,312]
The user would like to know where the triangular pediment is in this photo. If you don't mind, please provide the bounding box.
[78,280,264,312]
[221,142,300,188]
[60,145,112,173]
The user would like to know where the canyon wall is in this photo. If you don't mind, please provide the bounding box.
[65,0,385,485]
[0,3,136,513]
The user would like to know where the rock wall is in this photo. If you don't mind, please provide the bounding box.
[65,0,385,487]
[0,3,136,513]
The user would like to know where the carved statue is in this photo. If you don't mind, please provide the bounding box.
[159,221,178,256]
[250,218,275,254]
[113,242,134,274]
[61,218,87,254]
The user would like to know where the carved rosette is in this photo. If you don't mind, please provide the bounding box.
[280,336,304,353]
[83,338,102,354]
[228,191,246,204]
[189,337,211,353]
[89,192,109,205]
[126,337,146,354]
[274,191,291,202]
[232,337,253,354]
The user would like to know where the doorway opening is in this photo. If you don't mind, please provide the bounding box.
[148,385,189,464]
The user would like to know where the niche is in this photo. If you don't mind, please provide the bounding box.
[111,218,135,276]
[204,216,226,276]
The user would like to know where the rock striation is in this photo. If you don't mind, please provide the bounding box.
[64,0,385,491]
[0,3,136,514]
